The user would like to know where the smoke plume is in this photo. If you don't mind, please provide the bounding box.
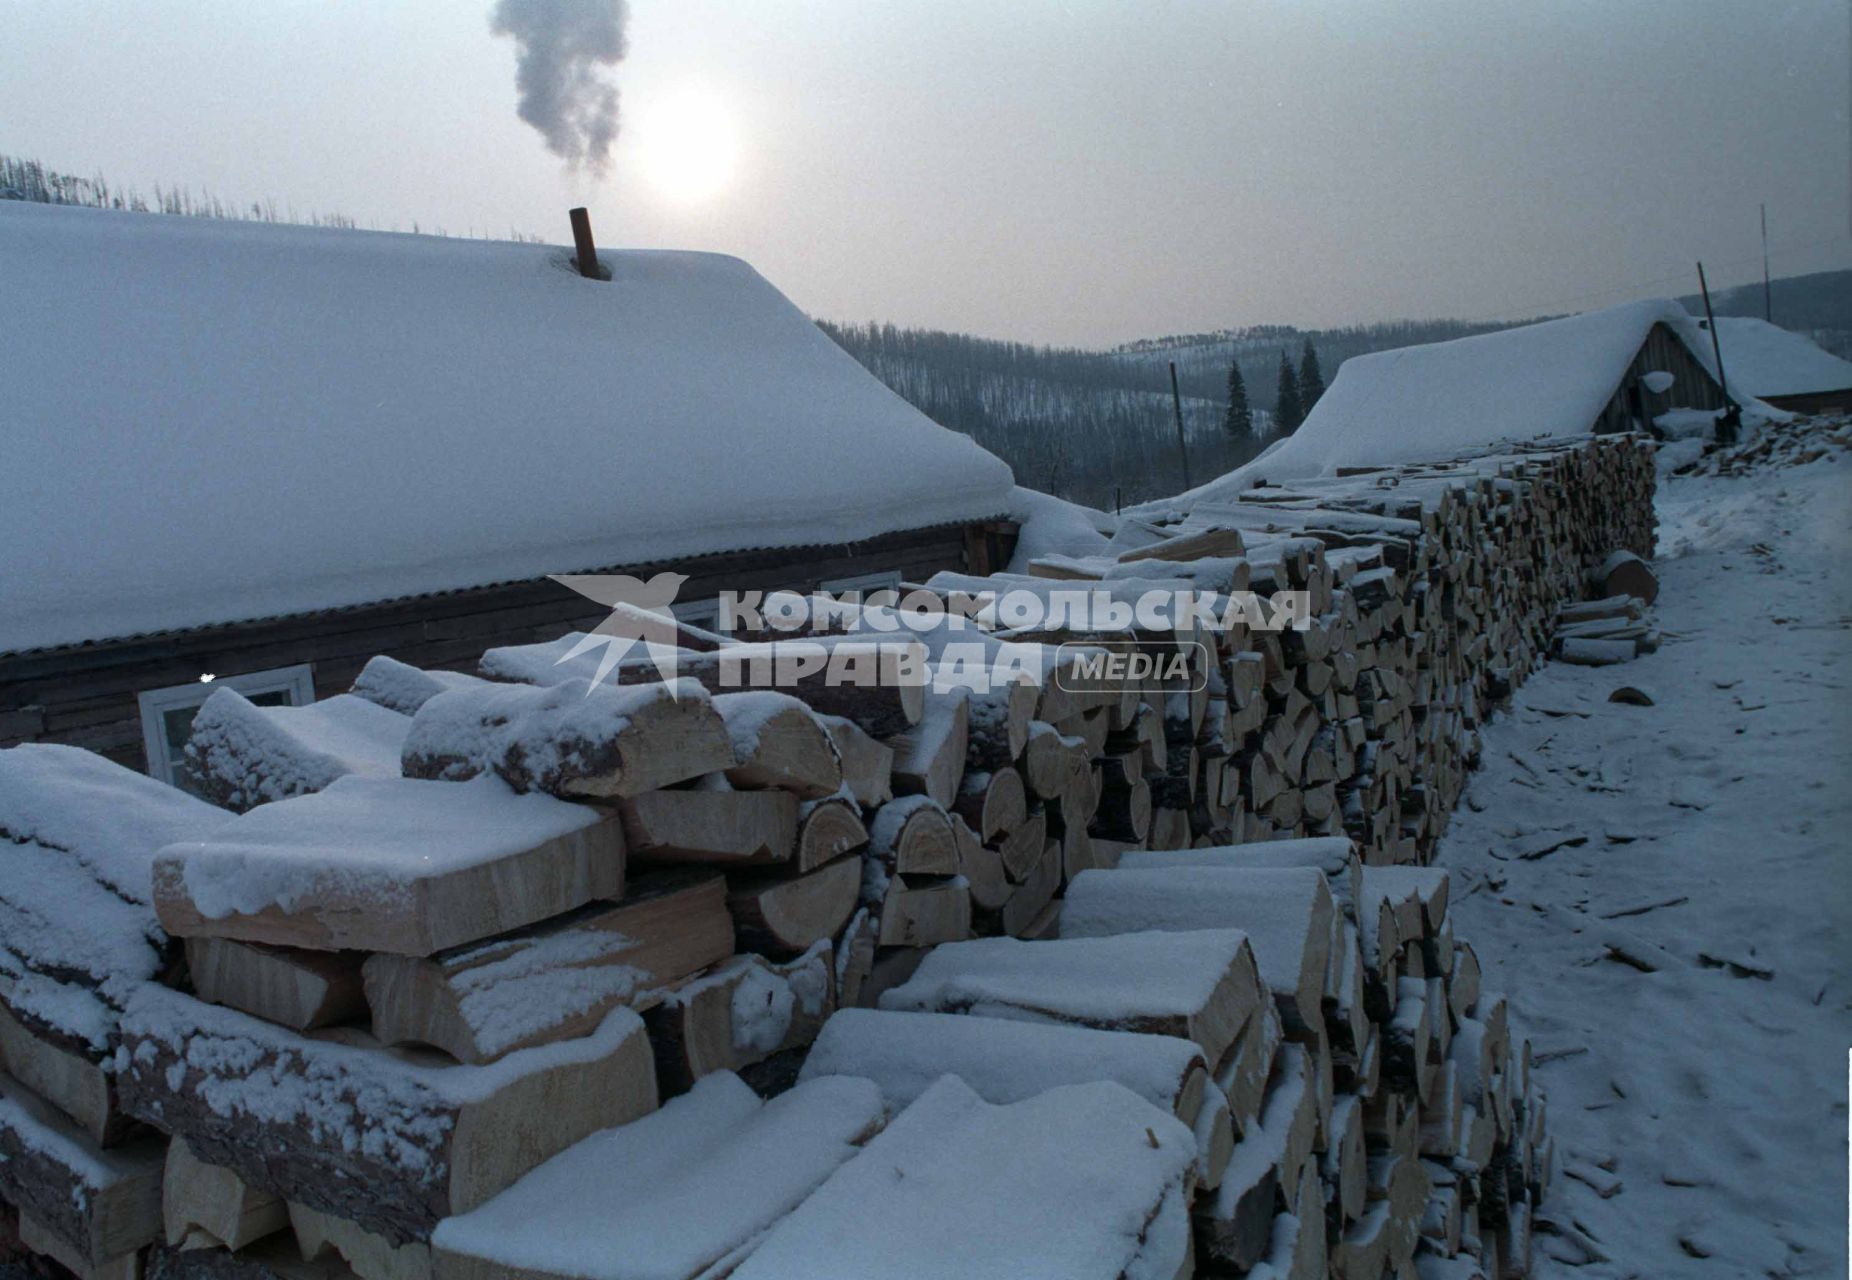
[490,0,629,175]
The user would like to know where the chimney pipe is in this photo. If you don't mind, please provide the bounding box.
[569,207,603,280]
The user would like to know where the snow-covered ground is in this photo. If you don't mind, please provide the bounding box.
[1439,440,1852,1276]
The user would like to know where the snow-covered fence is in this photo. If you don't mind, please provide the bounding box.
[0,432,1656,1279]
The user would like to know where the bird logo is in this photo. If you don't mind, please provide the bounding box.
[547,572,691,692]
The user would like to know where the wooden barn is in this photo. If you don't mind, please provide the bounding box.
[0,202,1019,780]
[1145,298,1734,514]
[1704,316,1852,414]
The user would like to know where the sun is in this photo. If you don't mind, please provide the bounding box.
[635,87,739,204]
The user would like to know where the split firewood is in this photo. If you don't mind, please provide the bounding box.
[1324,1093,1368,1225]
[1198,1042,1317,1274]
[1418,1166,1465,1259]
[998,838,1062,938]
[792,797,869,873]
[479,634,927,739]
[1061,866,1334,1040]
[164,1139,288,1252]
[1021,722,1088,799]
[870,874,972,949]
[885,690,969,808]
[117,988,657,1245]
[819,715,894,809]
[644,945,835,1093]
[949,815,1011,914]
[429,1072,884,1280]
[362,871,734,1063]
[802,1007,1209,1126]
[616,788,797,865]
[960,679,1039,771]
[866,795,960,877]
[1329,1154,1431,1280]
[1215,1002,1281,1139]
[1450,942,1482,1021]
[154,777,626,957]
[1557,636,1637,666]
[185,938,367,1033]
[1421,1061,1465,1159]
[1555,594,1642,625]
[1384,978,1437,1102]
[951,768,1027,843]
[0,1074,166,1278]
[726,856,861,957]
[991,809,1047,883]
[727,1076,1197,1280]
[1242,1163,1328,1280]
[288,1202,429,1280]
[879,929,1264,1067]
[1117,524,1245,564]
[711,693,842,799]
[1361,865,1448,943]
[0,746,227,1145]
[182,690,408,813]
[1052,707,1110,760]
[348,655,490,716]
[401,678,734,800]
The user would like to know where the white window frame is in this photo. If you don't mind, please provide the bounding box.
[137,664,317,787]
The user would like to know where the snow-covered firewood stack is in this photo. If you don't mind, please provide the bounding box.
[1015,431,1658,866]
[0,431,1655,1279]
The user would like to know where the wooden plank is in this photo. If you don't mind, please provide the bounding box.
[616,790,797,865]
[163,1139,287,1252]
[0,1073,165,1271]
[880,929,1264,1067]
[118,990,658,1247]
[153,777,625,957]
[363,872,734,1063]
[644,946,835,1093]
[184,939,367,1033]
[725,857,861,958]
[402,681,736,801]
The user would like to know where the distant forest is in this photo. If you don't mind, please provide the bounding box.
[8,151,1846,511]
[0,153,538,240]
[819,316,1541,510]
[825,271,1852,509]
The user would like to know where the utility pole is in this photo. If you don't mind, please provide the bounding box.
[1698,261,1741,445]
[1760,203,1773,323]
[1168,361,1194,492]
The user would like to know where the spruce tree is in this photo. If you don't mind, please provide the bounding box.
[1298,339,1325,414]
[1275,350,1303,435]
[1223,357,1253,442]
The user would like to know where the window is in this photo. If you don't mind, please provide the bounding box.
[138,664,316,788]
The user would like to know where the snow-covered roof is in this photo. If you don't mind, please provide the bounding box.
[0,202,1014,655]
[1152,299,1720,508]
[1709,317,1852,398]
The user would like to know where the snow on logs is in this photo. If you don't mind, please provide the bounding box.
[0,431,1650,1278]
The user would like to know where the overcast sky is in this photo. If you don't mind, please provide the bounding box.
[4,0,1847,346]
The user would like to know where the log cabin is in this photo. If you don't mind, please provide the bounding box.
[0,202,1019,780]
